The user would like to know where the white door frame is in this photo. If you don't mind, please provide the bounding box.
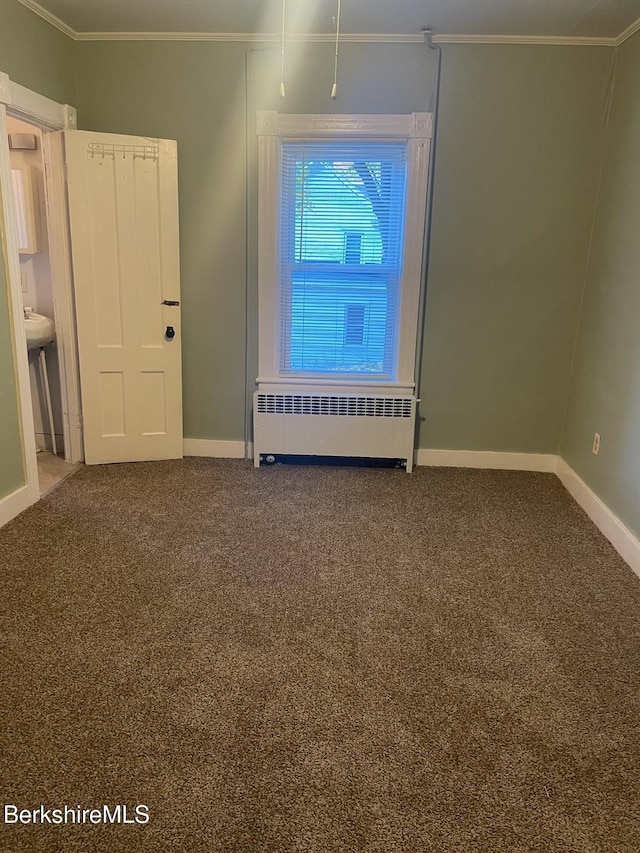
[0,72,80,511]
[41,131,84,464]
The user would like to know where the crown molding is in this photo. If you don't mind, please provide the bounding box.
[73,31,617,46]
[13,0,635,48]
[75,31,424,43]
[615,15,640,46]
[433,33,615,46]
[16,0,76,38]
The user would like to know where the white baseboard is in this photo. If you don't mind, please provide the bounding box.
[3,440,639,580]
[555,458,640,580]
[183,439,248,459]
[416,448,557,472]
[416,448,639,578]
[179,440,640,580]
[0,484,35,529]
[186,442,555,471]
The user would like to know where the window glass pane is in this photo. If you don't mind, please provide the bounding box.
[344,233,363,264]
[289,270,388,373]
[344,304,366,345]
[280,141,407,377]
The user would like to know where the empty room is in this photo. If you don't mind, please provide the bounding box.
[1,0,640,850]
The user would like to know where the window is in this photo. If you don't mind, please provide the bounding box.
[257,112,432,393]
[281,141,407,377]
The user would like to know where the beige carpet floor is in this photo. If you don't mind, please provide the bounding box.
[36,451,82,497]
[1,458,639,852]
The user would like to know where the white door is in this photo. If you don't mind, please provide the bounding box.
[63,130,182,464]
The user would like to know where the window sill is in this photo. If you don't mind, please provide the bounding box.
[256,377,416,396]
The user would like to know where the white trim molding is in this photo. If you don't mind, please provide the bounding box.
[0,102,40,512]
[15,0,77,39]
[416,449,558,472]
[615,15,640,46]
[415,449,640,579]
[74,31,618,46]
[256,111,432,139]
[42,131,84,463]
[433,33,615,46]
[75,31,429,43]
[14,1,638,46]
[256,379,415,395]
[255,111,432,392]
[23,30,626,49]
[555,459,640,580]
[0,72,77,130]
[0,76,80,522]
[183,439,247,459]
[0,485,33,529]
[59,31,624,47]
[180,442,639,581]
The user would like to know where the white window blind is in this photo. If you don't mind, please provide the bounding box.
[279,141,408,378]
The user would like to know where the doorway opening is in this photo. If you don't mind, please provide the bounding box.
[6,115,81,495]
[1,74,183,528]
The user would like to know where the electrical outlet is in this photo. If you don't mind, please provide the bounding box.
[592,432,601,456]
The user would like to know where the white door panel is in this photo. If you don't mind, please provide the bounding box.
[63,130,182,464]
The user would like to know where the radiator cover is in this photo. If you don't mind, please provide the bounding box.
[253,392,416,472]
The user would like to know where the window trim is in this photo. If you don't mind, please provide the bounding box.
[256,111,432,395]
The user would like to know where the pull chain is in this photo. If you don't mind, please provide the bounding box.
[331,0,342,99]
[280,0,286,97]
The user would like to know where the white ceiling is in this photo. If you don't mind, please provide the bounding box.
[20,0,640,40]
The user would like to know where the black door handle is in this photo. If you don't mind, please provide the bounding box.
[165,326,176,340]
[162,300,180,306]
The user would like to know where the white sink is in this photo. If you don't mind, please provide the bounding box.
[24,311,55,350]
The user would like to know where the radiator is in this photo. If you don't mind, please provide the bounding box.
[253,392,417,472]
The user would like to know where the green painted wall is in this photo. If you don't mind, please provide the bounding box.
[421,45,613,451]
[74,41,253,441]
[0,0,75,501]
[74,41,435,442]
[561,32,640,537]
[0,0,76,104]
[0,231,25,499]
[75,40,612,452]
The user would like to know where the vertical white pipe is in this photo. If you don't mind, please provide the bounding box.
[39,346,57,456]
